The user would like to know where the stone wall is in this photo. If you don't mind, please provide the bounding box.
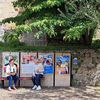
[72,49,100,86]
[20,32,47,46]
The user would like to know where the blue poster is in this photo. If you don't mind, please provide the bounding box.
[56,55,70,75]
[73,57,78,65]
[39,53,54,74]
[44,64,54,74]
[56,55,70,64]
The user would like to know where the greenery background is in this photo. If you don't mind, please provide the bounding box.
[1,0,100,51]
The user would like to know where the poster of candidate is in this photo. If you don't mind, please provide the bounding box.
[20,52,37,77]
[55,53,70,75]
[55,52,71,86]
[38,52,54,87]
[38,53,54,74]
[2,52,19,77]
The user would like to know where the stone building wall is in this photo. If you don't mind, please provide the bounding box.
[72,49,100,86]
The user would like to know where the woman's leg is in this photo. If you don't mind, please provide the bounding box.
[32,76,36,85]
[7,75,12,89]
[12,75,19,87]
[32,76,37,89]
[35,74,43,86]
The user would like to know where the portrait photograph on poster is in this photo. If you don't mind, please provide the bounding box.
[55,52,71,86]
[2,52,19,77]
[20,52,37,77]
[55,53,70,75]
[38,53,54,74]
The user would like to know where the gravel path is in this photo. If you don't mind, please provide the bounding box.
[0,86,100,100]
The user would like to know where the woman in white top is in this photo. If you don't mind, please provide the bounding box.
[6,59,19,91]
[32,58,44,90]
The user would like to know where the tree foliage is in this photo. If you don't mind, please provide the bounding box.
[2,0,100,44]
[59,0,100,42]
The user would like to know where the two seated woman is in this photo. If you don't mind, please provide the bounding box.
[5,57,44,91]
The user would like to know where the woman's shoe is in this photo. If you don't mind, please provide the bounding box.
[8,87,12,91]
[36,86,41,90]
[32,85,37,90]
[12,85,17,90]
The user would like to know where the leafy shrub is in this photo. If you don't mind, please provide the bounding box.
[2,30,21,47]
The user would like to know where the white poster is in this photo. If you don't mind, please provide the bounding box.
[20,52,37,77]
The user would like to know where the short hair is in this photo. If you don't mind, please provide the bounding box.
[9,59,14,62]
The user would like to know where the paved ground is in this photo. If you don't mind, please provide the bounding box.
[0,86,100,100]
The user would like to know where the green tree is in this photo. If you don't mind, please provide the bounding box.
[3,0,65,40]
[2,0,100,45]
[59,0,100,44]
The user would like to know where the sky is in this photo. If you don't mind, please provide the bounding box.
[0,0,18,21]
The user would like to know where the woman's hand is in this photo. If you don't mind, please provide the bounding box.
[11,72,16,76]
[36,69,39,73]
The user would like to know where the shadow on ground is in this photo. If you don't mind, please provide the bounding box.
[8,86,100,100]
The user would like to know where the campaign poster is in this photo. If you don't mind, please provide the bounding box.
[55,53,70,75]
[20,52,37,77]
[38,53,54,74]
[73,57,78,65]
[55,52,71,86]
[38,52,54,87]
[2,52,19,77]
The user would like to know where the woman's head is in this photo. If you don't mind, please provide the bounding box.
[9,59,14,65]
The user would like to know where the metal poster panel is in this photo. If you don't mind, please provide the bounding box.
[2,52,19,77]
[38,52,54,86]
[20,52,37,77]
[55,52,71,86]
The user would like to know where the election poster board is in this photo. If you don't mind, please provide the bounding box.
[2,52,19,78]
[55,52,71,86]
[38,52,54,86]
[20,52,37,77]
